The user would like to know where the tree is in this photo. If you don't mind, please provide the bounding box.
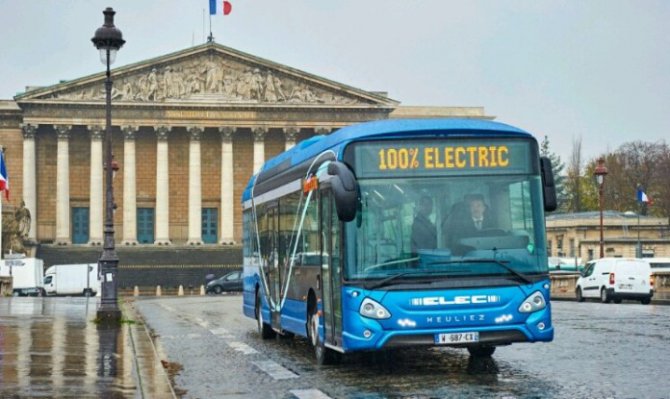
[582,141,669,218]
[540,136,566,211]
[563,137,584,212]
[605,141,669,217]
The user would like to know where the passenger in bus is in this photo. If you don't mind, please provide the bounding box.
[444,193,495,247]
[411,195,437,253]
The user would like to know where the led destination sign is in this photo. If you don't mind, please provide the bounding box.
[350,139,533,178]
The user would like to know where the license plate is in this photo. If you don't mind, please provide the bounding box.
[619,284,633,290]
[435,331,479,344]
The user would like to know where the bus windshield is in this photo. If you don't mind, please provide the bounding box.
[343,140,548,283]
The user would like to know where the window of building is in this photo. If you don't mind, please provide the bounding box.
[642,249,655,258]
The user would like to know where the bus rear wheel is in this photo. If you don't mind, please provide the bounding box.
[467,345,496,357]
[308,309,339,365]
[256,290,276,339]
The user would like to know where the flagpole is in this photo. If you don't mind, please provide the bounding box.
[208,12,214,42]
[637,202,641,258]
[0,176,3,261]
[0,148,4,260]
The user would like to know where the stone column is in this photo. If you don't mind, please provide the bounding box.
[20,124,37,242]
[54,125,72,245]
[154,126,171,245]
[252,127,268,174]
[219,127,235,244]
[284,127,299,151]
[88,125,104,245]
[121,126,138,245]
[187,126,203,245]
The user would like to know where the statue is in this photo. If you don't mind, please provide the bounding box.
[15,200,31,239]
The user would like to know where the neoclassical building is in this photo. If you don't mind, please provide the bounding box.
[0,42,491,250]
[546,211,670,261]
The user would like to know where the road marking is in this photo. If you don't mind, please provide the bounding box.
[252,360,298,380]
[209,327,231,335]
[194,317,209,328]
[159,304,177,313]
[290,389,333,399]
[229,341,258,354]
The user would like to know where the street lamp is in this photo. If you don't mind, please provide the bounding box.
[593,158,608,259]
[92,7,125,323]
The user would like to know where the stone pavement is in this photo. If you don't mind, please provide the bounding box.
[0,297,174,398]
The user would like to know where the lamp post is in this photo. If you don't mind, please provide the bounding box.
[593,158,608,259]
[92,7,125,323]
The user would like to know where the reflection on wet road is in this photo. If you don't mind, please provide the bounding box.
[0,298,138,398]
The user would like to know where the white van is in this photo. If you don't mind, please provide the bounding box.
[647,257,670,274]
[575,258,654,304]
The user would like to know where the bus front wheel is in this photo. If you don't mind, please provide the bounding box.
[256,290,276,339]
[308,309,339,365]
[467,345,496,357]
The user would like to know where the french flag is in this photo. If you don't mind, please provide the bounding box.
[210,0,232,15]
[0,150,8,200]
[637,187,651,204]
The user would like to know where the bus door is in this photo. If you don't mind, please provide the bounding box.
[264,203,282,328]
[320,190,343,348]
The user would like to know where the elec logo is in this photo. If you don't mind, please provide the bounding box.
[411,295,501,306]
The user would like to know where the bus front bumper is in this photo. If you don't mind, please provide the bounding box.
[341,308,553,352]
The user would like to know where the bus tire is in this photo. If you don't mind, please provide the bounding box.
[467,345,496,357]
[256,290,276,339]
[308,308,339,365]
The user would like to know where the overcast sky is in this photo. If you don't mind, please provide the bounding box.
[1,0,668,162]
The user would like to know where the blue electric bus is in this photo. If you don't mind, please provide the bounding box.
[242,119,557,364]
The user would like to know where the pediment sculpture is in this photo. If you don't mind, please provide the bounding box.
[47,56,364,105]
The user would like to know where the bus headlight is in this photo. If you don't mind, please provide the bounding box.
[519,291,546,313]
[360,298,391,319]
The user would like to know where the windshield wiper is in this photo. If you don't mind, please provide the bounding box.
[429,259,533,285]
[364,272,418,290]
[364,269,454,290]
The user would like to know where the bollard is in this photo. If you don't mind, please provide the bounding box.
[178,285,184,296]
[156,285,162,296]
[133,286,140,297]
[200,285,205,296]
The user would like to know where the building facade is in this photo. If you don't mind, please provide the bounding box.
[546,211,670,262]
[0,43,492,249]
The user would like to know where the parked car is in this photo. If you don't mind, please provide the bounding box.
[647,257,670,273]
[206,270,243,294]
[576,258,653,304]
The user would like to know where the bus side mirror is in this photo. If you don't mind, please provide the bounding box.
[540,156,557,212]
[327,161,359,222]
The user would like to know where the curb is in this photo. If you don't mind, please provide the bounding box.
[123,300,177,399]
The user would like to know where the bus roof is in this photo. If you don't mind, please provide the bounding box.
[243,118,535,201]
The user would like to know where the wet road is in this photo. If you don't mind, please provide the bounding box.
[135,296,670,399]
[0,297,173,398]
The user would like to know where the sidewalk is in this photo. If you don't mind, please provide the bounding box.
[0,297,173,398]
